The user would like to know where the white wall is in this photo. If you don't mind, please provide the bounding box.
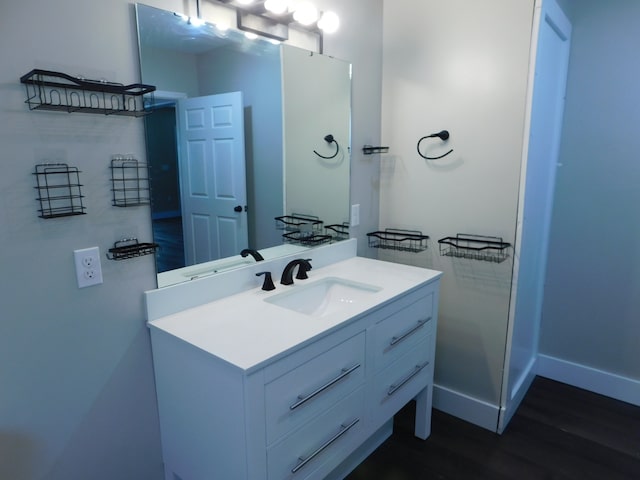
[380,0,534,424]
[142,47,200,96]
[0,1,382,479]
[540,0,640,397]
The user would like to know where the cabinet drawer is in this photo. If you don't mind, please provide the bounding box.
[265,332,365,444]
[373,293,433,371]
[370,339,432,429]
[267,387,366,480]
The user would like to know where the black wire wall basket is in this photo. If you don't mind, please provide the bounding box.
[106,238,159,261]
[20,69,155,117]
[110,156,150,207]
[33,163,86,219]
[437,234,511,263]
[366,229,429,252]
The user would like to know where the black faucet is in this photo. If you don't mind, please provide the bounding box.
[255,271,275,291]
[240,248,264,262]
[280,258,312,285]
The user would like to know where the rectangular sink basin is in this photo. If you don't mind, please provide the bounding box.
[264,277,382,317]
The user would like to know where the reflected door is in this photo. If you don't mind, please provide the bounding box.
[177,92,248,266]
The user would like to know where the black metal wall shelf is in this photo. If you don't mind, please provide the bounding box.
[367,229,429,252]
[20,69,155,117]
[33,163,86,219]
[106,238,159,261]
[110,156,150,207]
[437,234,511,263]
[362,145,389,155]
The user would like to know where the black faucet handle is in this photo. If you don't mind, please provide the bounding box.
[256,271,275,291]
[295,258,313,280]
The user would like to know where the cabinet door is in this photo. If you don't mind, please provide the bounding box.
[265,332,366,444]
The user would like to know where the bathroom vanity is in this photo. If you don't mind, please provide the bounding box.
[146,243,441,480]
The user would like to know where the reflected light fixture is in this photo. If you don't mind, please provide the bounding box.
[264,0,288,15]
[212,0,339,53]
[292,1,318,25]
[317,11,339,34]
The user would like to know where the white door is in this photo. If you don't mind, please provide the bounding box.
[499,0,571,432]
[177,92,248,266]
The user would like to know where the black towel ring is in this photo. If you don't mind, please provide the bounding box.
[313,134,339,159]
[417,130,453,160]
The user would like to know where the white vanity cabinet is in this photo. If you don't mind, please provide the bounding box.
[147,258,441,480]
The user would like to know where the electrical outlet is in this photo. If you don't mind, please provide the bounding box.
[350,204,360,227]
[74,247,103,288]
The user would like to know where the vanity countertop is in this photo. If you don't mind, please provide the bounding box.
[148,257,442,373]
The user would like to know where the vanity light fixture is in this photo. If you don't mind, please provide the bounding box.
[212,0,339,53]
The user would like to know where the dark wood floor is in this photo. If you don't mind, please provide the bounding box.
[347,376,640,479]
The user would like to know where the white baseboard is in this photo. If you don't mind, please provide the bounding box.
[537,354,640,406]
[432,384,499,432]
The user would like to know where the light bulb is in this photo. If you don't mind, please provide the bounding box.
[264,0,288,15]
[236,0,254,5]
[292,1,318,25]
[317,11,339,33]
[244,32,258,40]
[215,22,230,31]
[189,17,205,27]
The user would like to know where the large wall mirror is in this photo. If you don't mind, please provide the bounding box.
[135,3,352,287]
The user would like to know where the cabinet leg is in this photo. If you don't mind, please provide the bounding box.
[414,386,432,440]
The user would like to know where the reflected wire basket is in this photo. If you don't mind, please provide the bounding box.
[275,213,323,233]
[325,223,350,241]
[283,231,332,246]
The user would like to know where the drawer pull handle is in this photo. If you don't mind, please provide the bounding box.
[387,361,429,396]
[291,418,360,474]
[290,363,361,410]
[390,317,431,347]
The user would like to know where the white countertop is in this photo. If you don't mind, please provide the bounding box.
[148,257,442,372]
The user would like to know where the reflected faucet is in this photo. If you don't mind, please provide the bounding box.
[240,248,264,262]
[280,258,312,285]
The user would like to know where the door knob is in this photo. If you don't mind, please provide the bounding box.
[234,205,242,212]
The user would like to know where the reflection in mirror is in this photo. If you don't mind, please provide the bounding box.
[135,3,351,287]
